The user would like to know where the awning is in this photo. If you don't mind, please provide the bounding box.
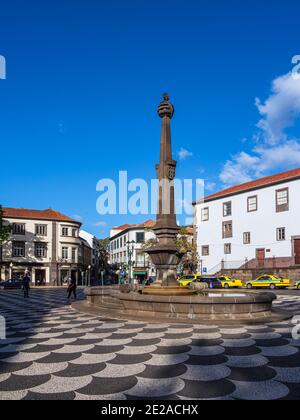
[133,271,147,276]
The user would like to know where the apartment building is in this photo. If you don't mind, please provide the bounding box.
[0,208,94,285]
[109,220,157,281]
[194,168,300,275]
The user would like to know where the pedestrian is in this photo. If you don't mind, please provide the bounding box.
[22,274,31,298]
[67,278,77,300]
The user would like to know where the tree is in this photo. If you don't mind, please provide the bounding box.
[98,238,110,270]
[142,227,199,275]
[0,205,12,280]
[176,227,199,275]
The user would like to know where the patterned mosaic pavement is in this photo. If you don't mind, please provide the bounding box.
[1,288,300,400]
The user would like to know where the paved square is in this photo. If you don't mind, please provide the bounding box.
[0,288,300,400]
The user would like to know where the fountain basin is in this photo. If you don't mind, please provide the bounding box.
[77,286,292,324]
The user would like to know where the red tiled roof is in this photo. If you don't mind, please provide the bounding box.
[113,220,156,232]
[113,224,132,231]
[193,168,300,205]
[185,227,194,235]
[2,208,81,225]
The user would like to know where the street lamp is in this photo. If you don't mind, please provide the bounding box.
[88,265,91,287]
[100,269,105,287]
[126,240,136,284]
[9,262,13,280]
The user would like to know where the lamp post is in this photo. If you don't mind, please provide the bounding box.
[126,240,136,284]
[100,270,105,287]
[88,265,91,287]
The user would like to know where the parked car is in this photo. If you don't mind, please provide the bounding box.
[178,275,222,289]
[200,277,223,289]
[0,279,23,290]
[178,275,199,287]
[294,281,300,290]
[217,276,243,289]
[245,275,291,290]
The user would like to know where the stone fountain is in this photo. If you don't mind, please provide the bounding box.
[79,94,292,324]
[143,93,192,296]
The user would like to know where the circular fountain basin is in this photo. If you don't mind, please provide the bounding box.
[76,286,293,325]
[143,286,196,296]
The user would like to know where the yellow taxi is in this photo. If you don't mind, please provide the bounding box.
[294,281,300,290]
[177,275,199,287]
[245,275,291,290]
[218,276,243,289]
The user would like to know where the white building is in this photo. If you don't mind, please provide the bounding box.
[109,220,157,281]
[0,208,92,285]
[79,230,100,280]
[194,168,300,275]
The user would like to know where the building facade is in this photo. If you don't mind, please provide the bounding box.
[0,208,94,285]
[109,220,157,281]
[79,230,100,283]
[194,168,300,275]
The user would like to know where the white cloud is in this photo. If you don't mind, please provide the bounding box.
[256,73,300,145]
[220,152,260,185]
[72,214,83,222]
[220,71,300,187]
[93,221,107,227]
[205,181,217,192]
[178,148,193,160]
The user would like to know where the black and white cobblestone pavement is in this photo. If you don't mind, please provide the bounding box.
[1,288,300,400]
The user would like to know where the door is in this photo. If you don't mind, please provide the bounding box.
[35,270,46,286]
[256,249,265,268]
[294,240,300,265]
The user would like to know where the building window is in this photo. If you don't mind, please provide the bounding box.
[243,232,251,245]
[276,188,289,212]
[201,207,209,222]
[72,229,77,237]
[13,242,25,257]
[222,221,233,239]
[224,243,232,255]
[247,196,258,212]
[136,232,145,243]
[72,247,77,262]
[62,227,69,237]
[223,202,232,217]
[62,247,69,259]
[35,225,47,236]
[35,243,47,258]
[12,223,25,235]
[136,251,145,266]
[202,246,209,256]
[277,227,286,241]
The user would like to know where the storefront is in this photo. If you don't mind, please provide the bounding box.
[133,270,147,283]
[59,267,78,286]
[0,263,50,285]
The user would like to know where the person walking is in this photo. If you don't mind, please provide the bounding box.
[67,278,77,300]
[22,274,31,298]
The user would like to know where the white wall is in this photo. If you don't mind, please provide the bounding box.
[110,228,156,265]
[195,179,300,274]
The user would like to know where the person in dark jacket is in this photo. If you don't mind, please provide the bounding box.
[67,278,77,300]
[22,274,31,298]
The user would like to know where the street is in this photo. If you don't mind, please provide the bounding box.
[0,288,300,400]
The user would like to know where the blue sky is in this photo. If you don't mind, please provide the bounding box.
[1,0,300,237]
